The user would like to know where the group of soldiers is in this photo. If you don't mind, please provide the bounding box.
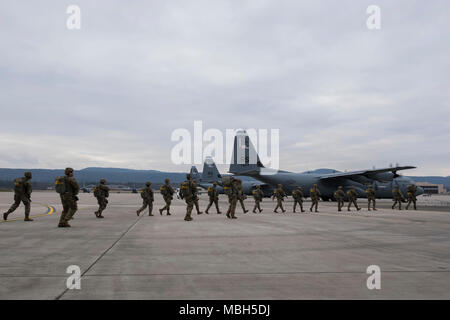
[2,169,420,226]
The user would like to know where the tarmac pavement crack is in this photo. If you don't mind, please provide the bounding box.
[54,213,145,300]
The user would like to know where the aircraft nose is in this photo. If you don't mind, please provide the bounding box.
[417,186,424,195]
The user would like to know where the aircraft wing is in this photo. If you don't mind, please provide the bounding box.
[318,166,416,181]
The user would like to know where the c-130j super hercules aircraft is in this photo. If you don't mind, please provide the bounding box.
[228,130,423,200]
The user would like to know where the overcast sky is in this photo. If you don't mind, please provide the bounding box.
[0,1,449,176]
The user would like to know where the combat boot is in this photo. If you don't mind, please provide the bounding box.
[3,212,9,221]
[226,212,231,219]
[357,207,361,211]
[260,209,263,213]
[167,212,171,215]
[24,216,34,221]
[159,209,163,215]
[244,209,249,213]
[98,215,104,219]
[136,210,140,216]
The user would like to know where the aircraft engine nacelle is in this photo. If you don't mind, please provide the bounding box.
[367,172,395,182]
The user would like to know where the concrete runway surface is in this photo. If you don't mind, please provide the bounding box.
[1,191,449,300]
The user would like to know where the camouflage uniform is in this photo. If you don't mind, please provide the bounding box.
[292,186,305,213]
[225,178,238,219]
[347,187,361,211]
[392,186,404,210]
[192,180,203,214]
[3,172,33,221]
[58,168,80,228]
[180,174,195,221]
[94,179,109,218]
[272,184,286,213]
[205,182,221,214]
[159,179,175,215]
[137,182,154,216]
[334,186,345,212]
[236,180,249,213]
[252,185,264,213]
[365,186,377,211]
[405,184,417,210]
[309,184,321,212]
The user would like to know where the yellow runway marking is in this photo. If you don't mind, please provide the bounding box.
[1,205,56,223]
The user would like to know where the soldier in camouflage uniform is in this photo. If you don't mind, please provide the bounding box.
[334,186,345,212]
[292,186,305,213]
[392,186,404,210]
[365,185,377,211]
[205,181,221,214]
[272,184,287,213]
[137,181,154,216]
[309,184,321,213]
[252,185,264,213]
[58,168,80,228]
[405,184,418,210]
[159,178,174,216]
[180,174,195,221]
[3,172,33,221]
[225,178,238,219]
[347,187,361,211]
[94,178,109,218]
[192,180,203,214]
[236,179,249,213]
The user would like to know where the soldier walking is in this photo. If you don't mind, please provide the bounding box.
[309,184,321,212]
[292,186,305,213]
[3,172,33,221]
[272,184,287,213]
[405,184,418,210]
[137,181,154,216]
[224,177,238,219]
[192,180,203,214]
[392,186,404,210]
[93,178,109,218]
[334,186,345,212]
[159,178,175,215]
[252,185,264,213]
[365,185,377,211]
[236,179,249,213]
[347,187,361,211]
[205,181,221,214]
[55,168,80,228]
[180,174,195,221]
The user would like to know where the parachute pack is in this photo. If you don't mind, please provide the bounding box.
[93,186,101,198]
[13,177,25,194]
[54,176,66,194]
[180,181,192,197]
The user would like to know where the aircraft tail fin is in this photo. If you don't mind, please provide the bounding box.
[189,166,200,182]
[201,157,222,182]
[229,130,264,175]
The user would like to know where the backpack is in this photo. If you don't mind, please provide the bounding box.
[160,185,168,196]
[13,177,25,194]
[140,189,147,199]
[54,176,66,194]
[93,186,101,197]
[180,181,192,197]
[207,187,214,197]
